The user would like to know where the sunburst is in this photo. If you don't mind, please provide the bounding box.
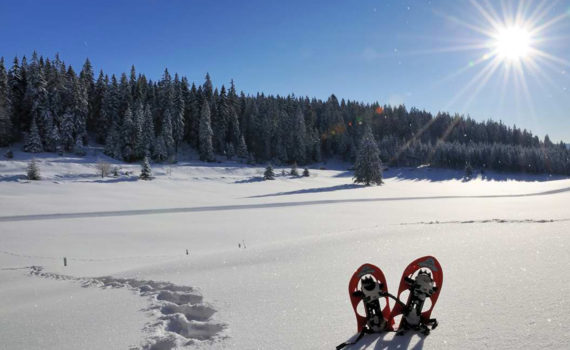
[426,0,570,133]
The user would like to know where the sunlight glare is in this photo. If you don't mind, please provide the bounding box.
[494,26,531,61]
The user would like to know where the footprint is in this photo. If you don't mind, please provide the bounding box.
[28,266,227,349]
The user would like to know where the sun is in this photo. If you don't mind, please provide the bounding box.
[493,26,532,61]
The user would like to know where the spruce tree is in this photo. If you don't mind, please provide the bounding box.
[60,111,75,151]
[264,164,275,180]
[26,158,41,181]
[172,75,185,151]
[153,134,168,162]
[27,158,41,180]
[141,104,155,157]
[291,106,306,164]
[353,128,383,186]
[121,107,136,161]
[8,57,26,139]
[0,58,12,146]
[199,100,214,161]
[226,142,235,160]
[464,162,473,179]
[24,118,43,153]
[237,135,248,158]
[140,156,152,180]
[290,162,299,176]
[73,138,86,156]
[104,118,122,159]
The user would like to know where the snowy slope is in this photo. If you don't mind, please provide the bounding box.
[1,148,569,349]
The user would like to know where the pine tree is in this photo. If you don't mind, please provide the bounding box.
[172,74,185,151]
[121,107,137,161]
[464,162,473,179]
[199,100,214,162]
[24,117,43,153]
[141,104,155,157]
[153,134,168,162]
[264,164,275,180]
[0,58,12,146]
[25,52,48,139]
[80,58,95,131]
[215,85,230,153]
[303,167,310,177]
[60,111,75,151]
[290,162,299,176]
[237,135,248,158]
[8,57,26,140]
[104,118,121,159]
[27,158,41,180]
[291,106,306,164]
[73,137,86,156]
[133,102,145,159]
[140,156,152,180]
[353,128,383,186]
[226,142,235,160]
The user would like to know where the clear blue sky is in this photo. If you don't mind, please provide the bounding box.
[1,0,569,142]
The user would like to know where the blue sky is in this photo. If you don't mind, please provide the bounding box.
[1,0,569,142]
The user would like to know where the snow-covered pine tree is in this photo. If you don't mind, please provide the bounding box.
[0,58,12,146]
[140,156,152,180]
[24,117,43,153]
[264,164,275,180]
[44,123,60,152]
[27,158,40,180]
[172,74,185,151]
[99,74,117,143]
[226,142,235,160]
[142,104,155,157]
[153,134,168,162]
[70,70,88,144]
[311,129,322,163]
[353,127,383,186]
[121,107,136,161]
[290,162,299,176]
[79,58,95,130]
[73,137,86,156]
[133,102,145,160]
[291,106,306,164]
[25,52,48,140]
[60,110,75,151]
[8,57,26,139]
[104,118,122,159]
[236,135,248,158]
[199,100,214,162]
[215,85,230,153]
[161,109,175,159]
[464,162,473,179]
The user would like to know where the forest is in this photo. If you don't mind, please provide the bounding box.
[0,52,568,175]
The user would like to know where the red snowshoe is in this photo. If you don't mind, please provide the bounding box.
[389,256,443,335]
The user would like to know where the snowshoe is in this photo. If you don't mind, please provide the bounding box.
[389,256,443,335]
[337,263,393,349]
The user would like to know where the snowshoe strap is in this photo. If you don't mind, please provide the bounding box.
[336,328,368,350]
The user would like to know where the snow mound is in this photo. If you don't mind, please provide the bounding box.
[29,266,227,349]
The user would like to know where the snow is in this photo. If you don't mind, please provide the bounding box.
[1,147,570,349]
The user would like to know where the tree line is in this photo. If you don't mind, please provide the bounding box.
[0,52,568,175]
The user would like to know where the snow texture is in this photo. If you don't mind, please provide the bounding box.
[28,266,226,349]
[1,147,570,349]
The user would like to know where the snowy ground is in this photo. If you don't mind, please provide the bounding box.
[1,148,569,349]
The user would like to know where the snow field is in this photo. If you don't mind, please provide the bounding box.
[1,150,570,349]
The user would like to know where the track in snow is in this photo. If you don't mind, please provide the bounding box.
[29,266,226,350]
